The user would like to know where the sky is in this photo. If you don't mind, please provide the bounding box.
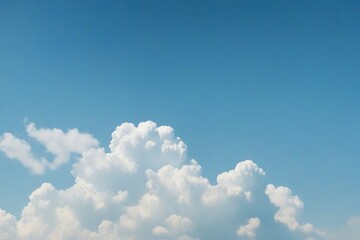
[0,0,360,239]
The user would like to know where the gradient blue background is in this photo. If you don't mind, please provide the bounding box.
[1,0,359,231]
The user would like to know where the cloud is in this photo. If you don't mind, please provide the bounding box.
[0,209,17,239]
[0,133,46,174]
[0,121,323,239]
[152,214,193,238]
[236,217,260,239]
[26,123,99,169]
[0,123,98,173]
[265,184,323,235]
[202,160,265,205]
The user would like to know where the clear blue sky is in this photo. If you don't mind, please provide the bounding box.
[0,0,359,234]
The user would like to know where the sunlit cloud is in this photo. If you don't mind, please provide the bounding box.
[0,121,327,239]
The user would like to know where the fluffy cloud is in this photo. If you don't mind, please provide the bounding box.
[0,123,98,173]
[26,123,99,169]
[265,184,323,236]
[0,209,17,239]
[0,121,323,240]
[202,160,265,205]
[236,217,260,239]
[265,184,307,231]
[152,214,193,238]
[0,133,46,174]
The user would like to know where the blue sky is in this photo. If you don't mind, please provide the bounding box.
[0,0,360,239]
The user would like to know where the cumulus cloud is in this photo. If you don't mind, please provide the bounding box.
[0,121,323,240]
[236,217,260,239]
[202,160,265,205]
[0,209,17,239]
[0,123,98,173]
[265,184,320,234]
[0,133,46,174]
[152,214,193,238]
[26,123,99,169]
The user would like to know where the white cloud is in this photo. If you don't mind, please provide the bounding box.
[0,133,46,174]
[152,225,168,235]
[202,160,265,205]
[26,123,99,169]
[265,184,304,231]
[0,209,17,240]
[0,121,322,239]
[165,214,193,234]
[152,214,193,238]
[236,217,260,239]
[0,123,98,173]
[112,191,128,204]
[265,184,323,236]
